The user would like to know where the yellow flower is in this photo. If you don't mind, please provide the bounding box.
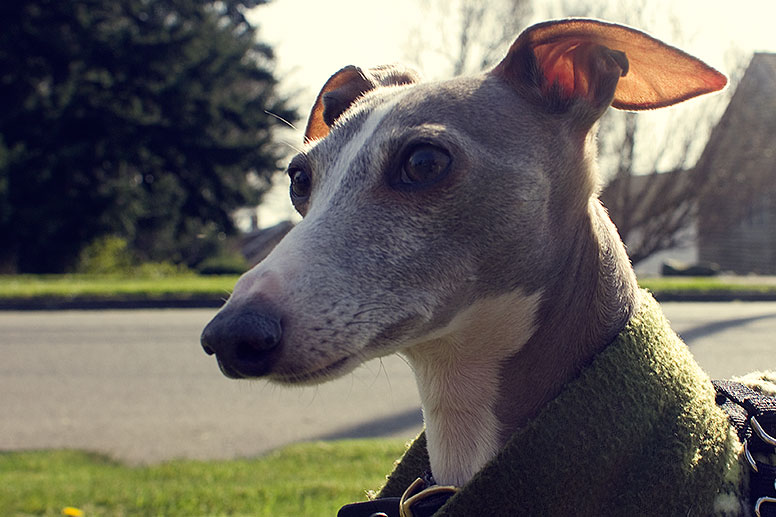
[62,507,84,517]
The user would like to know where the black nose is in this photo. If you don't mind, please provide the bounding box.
[200,304,283,379]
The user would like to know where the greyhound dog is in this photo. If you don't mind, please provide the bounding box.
[200,18,761,515]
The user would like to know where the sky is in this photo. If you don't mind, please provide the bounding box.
[247,0,776,227]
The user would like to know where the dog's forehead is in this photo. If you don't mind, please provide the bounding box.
[305,84,413,162]
[305,74,543,169]
[295,74,554,225]
[307,76,493,157]
[300,85,412,201]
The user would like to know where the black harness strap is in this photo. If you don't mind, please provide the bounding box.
[337,497,400,517]
[713,380,776,517]
[338,473,456,517]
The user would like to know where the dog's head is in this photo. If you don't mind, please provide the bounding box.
[201,19,725,382]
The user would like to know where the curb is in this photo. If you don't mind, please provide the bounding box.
[2,292,776,311]
[0,296,226,311]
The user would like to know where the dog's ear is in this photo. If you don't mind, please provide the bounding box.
[304,64,420,143]
[303,66,371,144]
[492,19,727,124]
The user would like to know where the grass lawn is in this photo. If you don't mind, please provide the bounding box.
[639,276,776,294]
[0,274,240,300]
[1,275,776,305]
[0,440,408,516]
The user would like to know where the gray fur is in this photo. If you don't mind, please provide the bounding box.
[201,18,725,487]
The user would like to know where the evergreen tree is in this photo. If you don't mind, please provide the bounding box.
[0,0,296,272]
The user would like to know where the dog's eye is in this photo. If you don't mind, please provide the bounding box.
[398,145,451,187]
[288,168,311,199]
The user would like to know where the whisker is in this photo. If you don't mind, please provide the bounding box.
[379,358,394,396]
[303,384,320,406]
[397,352,415,373]
[279,140,305,155]
[356,301,390,309]
[265,110,297,130]
[345,320,382,326]
[352,306,389,318]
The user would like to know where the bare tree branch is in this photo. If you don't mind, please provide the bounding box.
[405,0,532,79]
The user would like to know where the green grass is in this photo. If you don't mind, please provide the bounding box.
[0,440,408,516]
[1,275,776,303]
[639,276,776,294]
[0,274,240,300]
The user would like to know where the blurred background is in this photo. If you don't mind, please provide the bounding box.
[2,0,775,277]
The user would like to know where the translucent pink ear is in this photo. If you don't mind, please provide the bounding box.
[492,19,727,112]
[304,65,420,143]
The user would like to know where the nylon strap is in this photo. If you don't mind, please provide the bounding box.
[338,474,457,517]
[713,380,776,517]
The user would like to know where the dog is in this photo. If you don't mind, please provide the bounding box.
[201,18,776,516]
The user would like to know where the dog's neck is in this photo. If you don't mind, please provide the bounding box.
[404,200,639,487]
[403,288,543,486]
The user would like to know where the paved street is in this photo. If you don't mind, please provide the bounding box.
[1,302,775,464]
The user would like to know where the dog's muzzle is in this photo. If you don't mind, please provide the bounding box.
[200,303,282,379]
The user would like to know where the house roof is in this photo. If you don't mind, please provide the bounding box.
[600,169,690,228]
[696,53,776,226]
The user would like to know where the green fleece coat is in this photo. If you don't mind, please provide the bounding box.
[374,291,746,516]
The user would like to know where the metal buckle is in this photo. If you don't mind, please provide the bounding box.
[746,439,759,472]
[752,416,776,447]
[755,496,776,517]
[745,416,776,473]
[398,477,459,517]
[749,416,776,517]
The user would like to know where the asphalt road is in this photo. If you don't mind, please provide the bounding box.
[2,301,775,464]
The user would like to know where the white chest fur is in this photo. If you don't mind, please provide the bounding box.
[403,289,542,486]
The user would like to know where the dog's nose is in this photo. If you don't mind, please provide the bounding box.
[200,304,283,379]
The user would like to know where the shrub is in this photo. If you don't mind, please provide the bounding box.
[74,235,195,277]
[196,251,248,275]
[134,261,194,278]
[74,236,135,275]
